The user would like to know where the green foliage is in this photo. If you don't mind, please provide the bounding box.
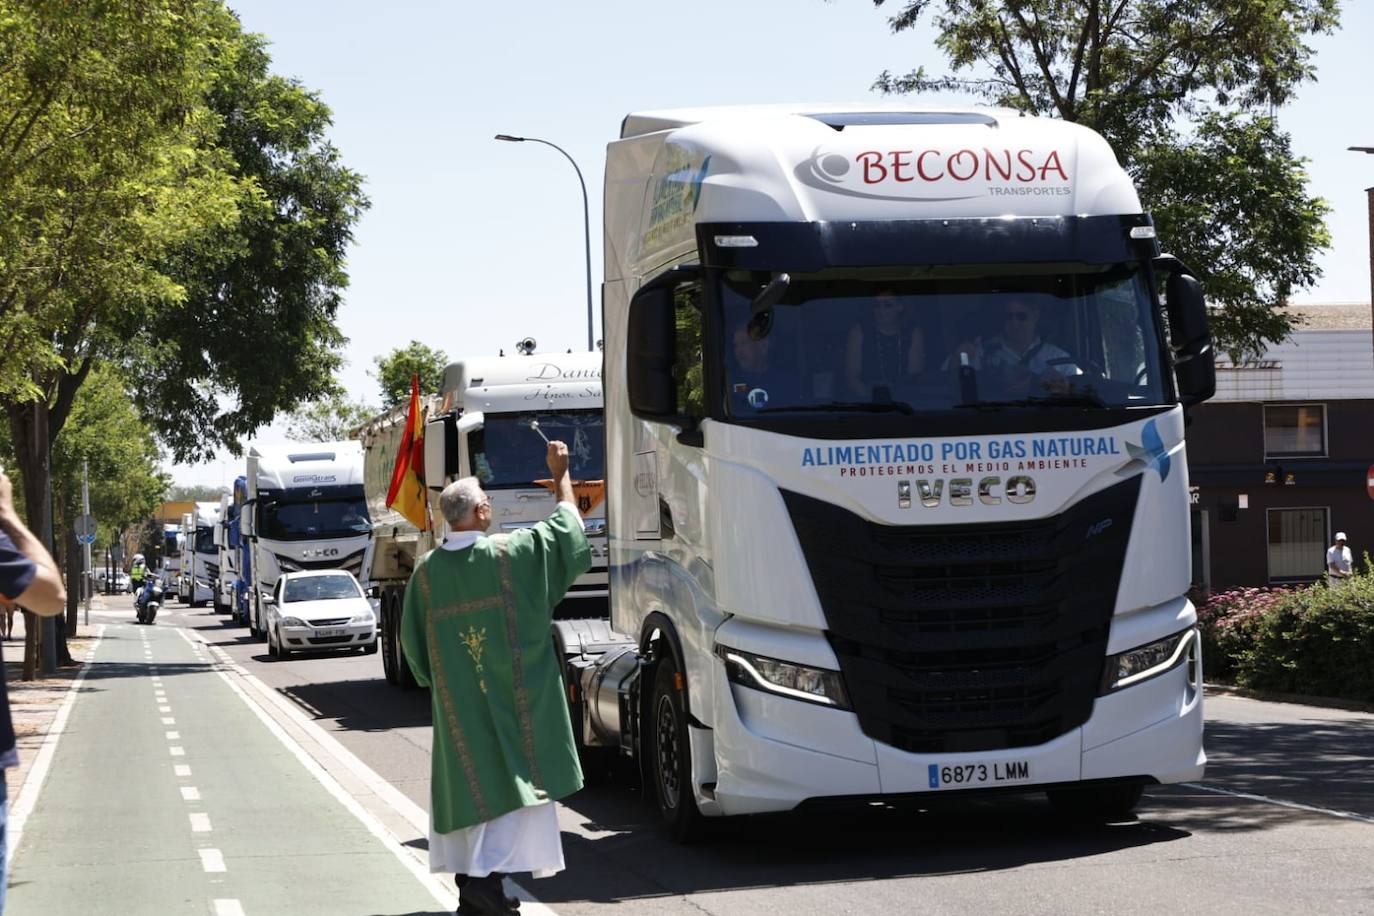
[51,364,169,545]
[1197,562,1374,703]
[168,485,228,502]
[373,341,448,409]
[869,0,1340,358]
[284,393,378,442]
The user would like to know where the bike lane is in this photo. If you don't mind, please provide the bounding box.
[9,612,449,916]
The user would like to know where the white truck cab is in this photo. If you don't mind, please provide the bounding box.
[565,104,1215,839]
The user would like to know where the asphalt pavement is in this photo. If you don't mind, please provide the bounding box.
[13,597,1374,915]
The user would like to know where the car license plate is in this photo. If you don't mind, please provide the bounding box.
[928,760,1031,789]
[314,628,346,638]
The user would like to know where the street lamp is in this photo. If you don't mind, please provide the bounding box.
[495,134,595,352]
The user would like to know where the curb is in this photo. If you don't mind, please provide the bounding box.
[1205,682,1374,714]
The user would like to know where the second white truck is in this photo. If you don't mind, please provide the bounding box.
[361,347,608,688]
[179,502,222,607]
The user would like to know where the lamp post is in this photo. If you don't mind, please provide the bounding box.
[495,134,594,352]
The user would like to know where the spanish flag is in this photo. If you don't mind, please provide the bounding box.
[385,375,429,530]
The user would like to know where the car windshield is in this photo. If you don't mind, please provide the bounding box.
[470,411,604,489]
[259,497,371,541]
[717,265,1169,416]
[283,575,361,603]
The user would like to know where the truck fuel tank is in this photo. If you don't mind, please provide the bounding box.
[554,619,640,751]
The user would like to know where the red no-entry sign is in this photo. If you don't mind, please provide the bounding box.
[1368,464,1374,501]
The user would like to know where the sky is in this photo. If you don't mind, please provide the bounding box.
[171,0,1374,487]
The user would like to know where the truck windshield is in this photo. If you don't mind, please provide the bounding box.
[718,265,1170,416]
[470,411,604,488]
[195,526,215,554]
[259,498,371,541]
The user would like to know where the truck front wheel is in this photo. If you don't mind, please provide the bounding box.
[649,656,706,842]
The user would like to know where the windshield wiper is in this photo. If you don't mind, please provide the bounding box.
[956,393,1108,410]
[755,401,916,415]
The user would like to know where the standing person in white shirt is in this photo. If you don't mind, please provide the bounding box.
[1326,532,1353,580]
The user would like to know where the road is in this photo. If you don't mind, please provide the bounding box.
[14,596,1374,915]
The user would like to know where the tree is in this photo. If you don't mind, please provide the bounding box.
[284,393,378,442]
[0,3,366,674]
[867,0,1338,357]
[373,341,448,409]
[168,485,228,502]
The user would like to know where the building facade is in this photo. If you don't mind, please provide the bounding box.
[1185,305,1374,591]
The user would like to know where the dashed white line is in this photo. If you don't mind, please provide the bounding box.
[162,717,176,725]
[159,706,172,713]
[169,746,185,757]
[213,900,244,916]
[181,786,201,801]
[199,848,227,873]
[174,765,192,777]
[166,731,180,740]
[190,812,212,833]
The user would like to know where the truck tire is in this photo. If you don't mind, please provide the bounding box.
[649,655,706,842]
[1046,782,1145,822]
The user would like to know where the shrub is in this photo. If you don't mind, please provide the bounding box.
[1196,564,1374,704]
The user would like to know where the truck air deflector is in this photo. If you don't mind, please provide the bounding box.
[805,112,1000,131]
[781,475,1141,755]
[697,215,1157,271]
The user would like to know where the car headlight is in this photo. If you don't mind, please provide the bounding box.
[715,645,850,709]
[1101,628,1197,693]
[279,616,307,628]
[349,610,375,625]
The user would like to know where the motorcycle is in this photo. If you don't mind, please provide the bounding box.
[135,577,164,625]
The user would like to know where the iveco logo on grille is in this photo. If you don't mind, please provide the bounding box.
[301,548,340,558]
[897,476,1037,508]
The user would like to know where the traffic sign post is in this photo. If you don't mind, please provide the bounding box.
[77,462,95,626]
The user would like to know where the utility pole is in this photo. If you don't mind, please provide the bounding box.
[82,460,92,626]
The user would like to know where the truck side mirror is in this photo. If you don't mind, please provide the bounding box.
[1155,255,1215,407]
[423,414,457,493]
[627,265,700,424]
[241,501,255,538]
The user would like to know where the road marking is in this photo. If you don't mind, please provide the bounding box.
[166,731,180,740]
[181,786,201,801]
[170,746,185,757]
[159,706,172,713]
[213,900,244,916]
[190,813,212,832]
[199,848,227,873]
[176,625,461,911]
[1181,782,1374,825]
[175,765,192,777]
[162,717,176,725]
[9,625,107,856]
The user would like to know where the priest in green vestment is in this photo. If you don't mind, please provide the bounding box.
[402,439,591,915]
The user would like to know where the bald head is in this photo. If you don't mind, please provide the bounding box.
[439,477,489,531]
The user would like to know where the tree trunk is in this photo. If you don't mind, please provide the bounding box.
[9,399,54,679]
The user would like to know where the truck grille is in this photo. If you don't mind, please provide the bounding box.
[782,476,1139,755]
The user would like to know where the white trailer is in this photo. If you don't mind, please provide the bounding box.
[556,104,1216,839]
[179,502,221,607]
[241,442,375,646]
[361,348,608,688]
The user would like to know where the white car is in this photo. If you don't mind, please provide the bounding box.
[265,570,378,659]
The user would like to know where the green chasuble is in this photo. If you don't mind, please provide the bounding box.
[401,504,592,832]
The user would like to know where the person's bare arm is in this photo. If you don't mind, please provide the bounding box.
[546,441,575,507]
[0,472,65,616]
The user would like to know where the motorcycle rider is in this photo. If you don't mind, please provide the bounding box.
[130,554,146,592]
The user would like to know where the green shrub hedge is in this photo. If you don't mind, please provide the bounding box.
[1195,564,1374,704]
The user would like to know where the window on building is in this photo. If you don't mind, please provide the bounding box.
[1263,404,1325,458]
[1266,507,1329,582]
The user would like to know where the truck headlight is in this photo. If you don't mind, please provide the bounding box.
[716,645,850,709]
[1101,628,1197,693]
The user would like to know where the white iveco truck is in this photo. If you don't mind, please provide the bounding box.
[179,502,222,607]
[361,347,608,688]
[241,442,375,642]
[553,104,1216,839]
